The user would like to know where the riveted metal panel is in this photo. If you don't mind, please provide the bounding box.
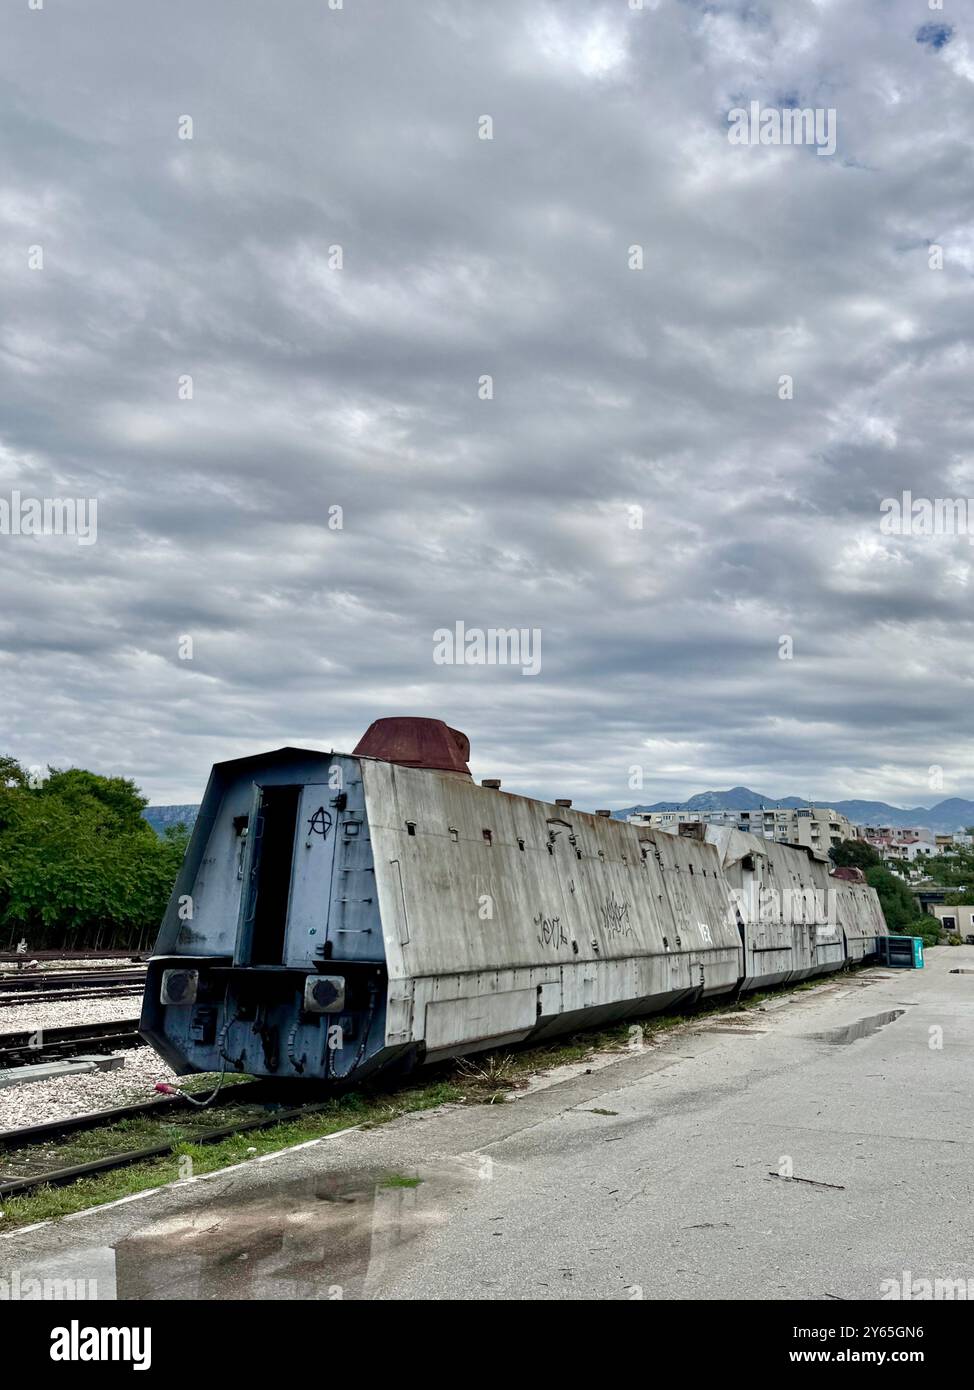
[706,826,885,989]
[145,740,889,1082]
[283,784,337,968]
[362,760,744,1049]
[321,759,383,963]
[425,988,536,1050]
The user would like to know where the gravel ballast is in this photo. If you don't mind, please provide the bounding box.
[0,957,142,976]
[0,995,143,1035]
[0,1044,188,1131]
[0,980,226,1131]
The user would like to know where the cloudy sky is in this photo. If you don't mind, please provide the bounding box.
[1,0,972,810]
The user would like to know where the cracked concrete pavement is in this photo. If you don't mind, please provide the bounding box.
[2,946,971,1300]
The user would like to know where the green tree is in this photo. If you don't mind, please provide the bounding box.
[0,756,27,790]
[0,757,187,950]
[38,766,149,834]
[830,838,881,871]
[864,865,940,947]
[906,844,974,892]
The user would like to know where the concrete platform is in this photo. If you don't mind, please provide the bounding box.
[0,1054,124,1089]
[2,946,972,1300]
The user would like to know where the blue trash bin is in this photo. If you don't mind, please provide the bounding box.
[876,935,924,968]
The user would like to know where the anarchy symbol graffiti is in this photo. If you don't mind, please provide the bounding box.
[307,806,333,840]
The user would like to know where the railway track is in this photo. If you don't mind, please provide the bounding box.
[0,968,146,1008]
[0,968,146,995]
[0,951,146,964]
[0,1017,144,1068]
[0,987,145,1008]
[0,966,887,1207]
[0,1082,340,1199]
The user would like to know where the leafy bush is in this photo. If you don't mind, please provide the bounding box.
[0,758,188,951]
[862,865,940,947]
[830,838,881,871]
[913,919,942,950]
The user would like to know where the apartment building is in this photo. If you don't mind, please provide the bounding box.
[884,840,940,862]
[932,905,974,940]
[630,805,853,854]
[856,825,934,847]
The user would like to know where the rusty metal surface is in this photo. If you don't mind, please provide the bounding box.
[353,717,471,776]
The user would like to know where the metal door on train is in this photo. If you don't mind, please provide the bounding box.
[284,784,339,968]
[233,783,337,967]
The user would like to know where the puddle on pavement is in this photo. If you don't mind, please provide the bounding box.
[1,1160,485,1300]
[812,1009,905,1045]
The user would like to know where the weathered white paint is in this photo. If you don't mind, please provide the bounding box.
[365,761,754,1049]
[144,748,889,1079]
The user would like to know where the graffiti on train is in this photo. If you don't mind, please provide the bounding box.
[599,895,636,939]
[307,806,333,841]
[535,912,569,951]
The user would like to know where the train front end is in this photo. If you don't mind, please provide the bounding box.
[140,746,395,1084]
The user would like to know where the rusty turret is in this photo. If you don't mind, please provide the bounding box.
[353,717,472,777]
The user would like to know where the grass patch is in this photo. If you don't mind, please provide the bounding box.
[0,962,864,1232]
[0,1083,462,1230]
[377,1173,422,1189]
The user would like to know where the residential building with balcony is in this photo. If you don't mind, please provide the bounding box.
[629,805,854,854]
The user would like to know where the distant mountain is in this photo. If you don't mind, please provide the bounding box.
[143,790,974,839]
[614,787,974,835]
[644,786,810,813]
[143,804,199,836]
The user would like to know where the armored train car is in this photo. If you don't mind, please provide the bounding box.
[140,718,888,1084]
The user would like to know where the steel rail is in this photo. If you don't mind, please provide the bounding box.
[0,1092,340,1199]
[0,951,147,963]
[0,1080,280,1147]
[0,969,146,995]
[0,1018,144,1067]
[0,987,145,1010]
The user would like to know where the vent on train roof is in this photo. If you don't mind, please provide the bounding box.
[353,717,472,777]
[830,865,866,883]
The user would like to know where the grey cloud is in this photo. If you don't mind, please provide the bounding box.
[1,0,972,810]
